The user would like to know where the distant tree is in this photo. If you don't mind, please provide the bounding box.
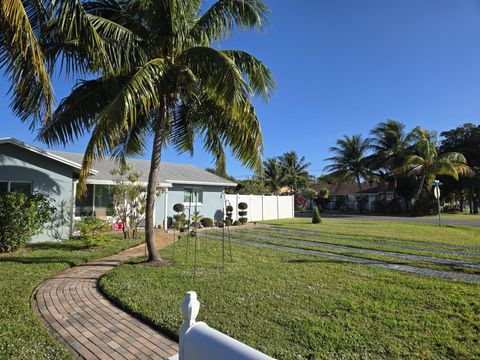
[440,123,480,213]
[314,188,330,209]
[398,127,472,203]
[324,134,373,194]
[262,158,284,194]
[232,178,269,195]
[370,119,410,196]
[279,151,311,192]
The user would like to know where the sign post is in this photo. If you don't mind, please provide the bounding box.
[433,180,442,227]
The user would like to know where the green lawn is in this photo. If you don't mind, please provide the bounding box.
[0,235,141,360]
[220,219,480,274]
[100,219,480,360]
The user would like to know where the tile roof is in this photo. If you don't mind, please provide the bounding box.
[50,151,236,187]
[311,182,391,195]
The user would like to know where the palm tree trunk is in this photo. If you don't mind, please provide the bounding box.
[144,107,167,262]
[413,175,425,204]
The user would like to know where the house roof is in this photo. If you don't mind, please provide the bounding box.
[0,137,96,174]
[50,151,237,187]
[311,182,391,195]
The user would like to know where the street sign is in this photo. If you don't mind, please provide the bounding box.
[434,186,440,199]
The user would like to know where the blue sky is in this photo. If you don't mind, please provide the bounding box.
[2,0,480,179]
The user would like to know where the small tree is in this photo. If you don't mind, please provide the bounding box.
[312,206,321,224]
[238,202,248,224]
[76,216,111,247]
[315,188,330,209]
[110,164,146,239]
[191,210,203,228]
[0,192,55,253]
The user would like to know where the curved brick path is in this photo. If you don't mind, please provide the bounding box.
[33,241,178,360]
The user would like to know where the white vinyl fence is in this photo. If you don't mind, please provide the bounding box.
[225,194,294,222]
[177,291,274,360]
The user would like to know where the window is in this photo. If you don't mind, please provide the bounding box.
[0,182,7,195]
[184,187,203,204]
[10,182,32,194]
[0,181,32,195]
[75,184,94,216]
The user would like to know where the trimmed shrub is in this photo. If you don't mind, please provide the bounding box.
[312,206,321,224]
[238,202,248,210]
[76,217,111,247]
[173,203,184,213]
[238,202,248,224]
[0,192,55,253]
[200,217,214,228]
[225,205,234,226]
[233,220,241,226]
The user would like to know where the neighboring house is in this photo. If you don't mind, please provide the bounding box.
[311,182,394,211]
[0,137,236,242]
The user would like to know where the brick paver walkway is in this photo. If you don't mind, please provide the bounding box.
[33,240,179,360]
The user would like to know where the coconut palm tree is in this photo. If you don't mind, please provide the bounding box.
[398,127,472,203]
[0,0,53,126]
[263,157,284,195]
[39,0,275,263]
[369,119,410,195]
[279,151,310,192]
[324,134,372,193]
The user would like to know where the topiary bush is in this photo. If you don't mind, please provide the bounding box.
[225,205,234,226]
[238,202,248,224]
[76,216,111,247]
[173,203,186,231]
[233,220,241,226]
[200,217,214,227]
[0,192,55,253]
[173,203,184,213]
[312,206,321,224]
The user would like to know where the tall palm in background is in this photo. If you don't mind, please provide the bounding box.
[0,0,53,126]
[370,119,410,196]
[39,0,275,263]
[398,127,472,203]
[263,158,284,195]
[279,151,310,192]
[324,134,372,193]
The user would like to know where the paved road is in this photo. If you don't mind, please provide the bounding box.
[297,213,480,227]
[33,240,178,360]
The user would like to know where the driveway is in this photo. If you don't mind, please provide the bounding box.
[297,213,480,227]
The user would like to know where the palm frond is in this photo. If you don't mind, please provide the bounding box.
[191,0,269,44]
[222,50,275,102]
[0,0,53,126]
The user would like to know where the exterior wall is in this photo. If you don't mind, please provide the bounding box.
[0,144,75,242]
[155,184,226,227]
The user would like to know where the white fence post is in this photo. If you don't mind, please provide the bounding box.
[276,195,280,219]
[178,291,275,360]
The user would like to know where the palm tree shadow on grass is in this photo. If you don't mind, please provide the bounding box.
[0,256,77,267]
[27,242,90,252]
